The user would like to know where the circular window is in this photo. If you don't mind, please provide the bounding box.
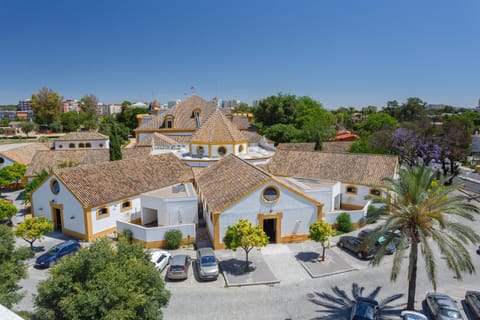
[263,186,279,202]
[196,146,205,156]
[51,179,60,195]
[218,146,226,156]
[58,145,63,149]
[238,145,244,153]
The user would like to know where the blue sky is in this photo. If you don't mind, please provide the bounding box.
[1,0,479,109]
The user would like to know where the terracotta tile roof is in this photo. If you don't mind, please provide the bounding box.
[121,147,152,160]
[241,131,268,144]
[266,150,398,186]
[135,96,218,131]
[55,131,109,141]
[136,136,153,147]
[167,135,192,144]
[55,153,194,208]
[196,154,271,212]
[277,143,316,152]
[152,133,179,147]
[321,141,353,153]
[191,110,247,143]
[0,143,50,165]
[25,149,110,177]
[231,114,256,130]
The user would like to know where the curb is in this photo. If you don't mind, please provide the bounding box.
[224,278,281,288]
[298,260,358,279]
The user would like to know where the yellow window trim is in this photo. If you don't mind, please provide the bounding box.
[262,185,280,203]
[96,207,110,220]
[120,200,132,212]
[345,185,358,194]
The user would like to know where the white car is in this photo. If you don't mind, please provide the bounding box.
[400,310,428,320]
[150,250,171,271]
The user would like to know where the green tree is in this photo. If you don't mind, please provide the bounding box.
[116,106,149,134]
[223,219,269,272]
[336,212,354,233]
[254,93,297,127]
[0,163,27,188]
[355,112,398,135]
[0,225,33,308]
[264,124,301,144]
[23,169,51,207]
[79,94,99,122]
[309,221,335,261]
[368,166,480,310]
[99,116,129,161]
[20,121,37,137]
[0,199,18,225]
[233,102,252,114]
[14,217,53,250]
[30,87,63,125]
[34,236,170,320]
[58,111,83,132]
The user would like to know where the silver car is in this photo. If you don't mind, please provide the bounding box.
[166,254,191,280]
[425,292,463,320]
[196,247,219,280]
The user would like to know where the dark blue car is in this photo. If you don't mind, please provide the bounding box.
[35,240,81,268]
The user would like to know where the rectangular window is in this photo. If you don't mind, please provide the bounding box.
[120,200,132,212]
[96,207,110,220]
[346,186,358,194]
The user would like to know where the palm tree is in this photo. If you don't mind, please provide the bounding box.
[366,166,480,310]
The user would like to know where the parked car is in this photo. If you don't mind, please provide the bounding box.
[196,247,219,280]
[425,292,463,320]
[465,291,480,319]
[400,310,429,320]
[358,228,396,254]
[166,254,191,280]
[350,297,379,320]
[35,240,81,268]
[150,250,171,272]
[338,236,376,259]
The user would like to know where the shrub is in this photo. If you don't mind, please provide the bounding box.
[164,229,183,249]
[336,212,354,233]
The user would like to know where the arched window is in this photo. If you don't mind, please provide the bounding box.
[165,116,174,129]
[79,143,85,148]
[50,179,60,195]
[69,143,75,148]
[86,143,92,148]
[370,189,382,197]
[121,200,132,211]
[238,145,244,153]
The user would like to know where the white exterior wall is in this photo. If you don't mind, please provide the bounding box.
[341,184,382,207]
[304,182,341,213]
[0,156,15,169]
[89,197,142,235]
[117,221,196,243]
[217,182,318,245]
[210,144,233,157]
[140,194,198,226]
[54,139,109,150]
[31,176,86,236]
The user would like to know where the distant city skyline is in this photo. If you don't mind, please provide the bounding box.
[1,1,479,109]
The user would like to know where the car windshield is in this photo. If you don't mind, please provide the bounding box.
[46,247,59,256]
[156,255,166,263]
[201,256,216,266]
[404,314,427,320]
[440,309,461,318]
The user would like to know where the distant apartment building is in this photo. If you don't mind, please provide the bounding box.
[18,99,32,112]
[167,100,181,108]
[221,99,240,108]
[63,99,80,113]
[109,104,122,115]
[252,100,261,107]
[0,111,18,121]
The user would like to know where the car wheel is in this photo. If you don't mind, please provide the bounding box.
[339,242,344,248]
[357,252,363,259]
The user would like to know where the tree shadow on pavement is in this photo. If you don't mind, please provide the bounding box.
[295,251,320,262]
[309,283,404,320]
